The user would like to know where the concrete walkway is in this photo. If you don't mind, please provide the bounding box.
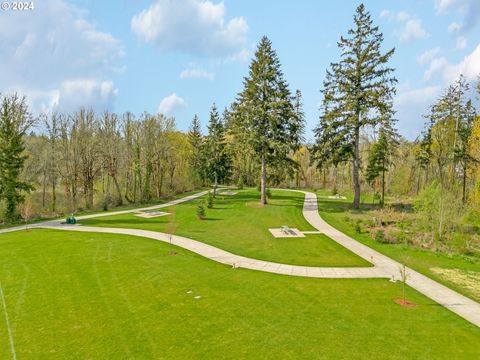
[41,225,388,279]
[0,190,210,234]
[294,189,480,328]
[1,188,479,327]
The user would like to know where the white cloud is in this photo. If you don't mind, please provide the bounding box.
[131,0,248,57]
[417,47,441,65]
[456,36,467,49]
[424,57,449,81]
[448,22,462,34]
[435,0,480,33]
[222,48,250,63]
[0,0,123,114]
[442,43,480,82]
[447,22,468,50]
[57,79,118,111]
[435,0,457,13]
[158,93,187,115]
[380,9,391,18]
[421,44,480,84]
[180,66,215,80]
[396,11,410,22]
[400,19,430,43]
[394,84,442,138]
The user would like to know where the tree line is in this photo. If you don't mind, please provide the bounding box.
[1,3,480,242]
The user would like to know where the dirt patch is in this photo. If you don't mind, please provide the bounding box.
[430,267,480,299]
[168,251,178,256]
[393,298,417,308]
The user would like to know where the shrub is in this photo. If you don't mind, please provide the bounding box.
[102,200,109,211]
[206,192,214,209]
[332,185,338,196]
[395,231,409,246]
[196,205,206,219]
[375,229,387,243]
[237,174,245,190]
[354,220,362,234]
[413,181,462,241]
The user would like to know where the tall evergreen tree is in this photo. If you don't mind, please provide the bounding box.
[293,89,306,143]
[188,114,206,185]
[233,36,303,204]
[365,128,397,206]
[0,94,35,221]
[205,103,230,196]
[313,4,397,208]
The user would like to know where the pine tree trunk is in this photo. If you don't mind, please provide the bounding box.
[260,153,267,205]
[352,125,361,209]
[462,161,467,203]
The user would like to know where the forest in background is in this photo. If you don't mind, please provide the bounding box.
[0,4,479,259]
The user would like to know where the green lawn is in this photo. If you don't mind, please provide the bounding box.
[316,193,480,302]
[0,229,479,359]
[80,189,370,267]
[0,188,206,230]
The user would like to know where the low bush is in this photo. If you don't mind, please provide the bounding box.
[206,192,214,209]
[354,220,362,234]
[375,229,387,244]
[196,205,206,219]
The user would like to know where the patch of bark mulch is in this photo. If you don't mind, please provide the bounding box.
[393,298,417,308]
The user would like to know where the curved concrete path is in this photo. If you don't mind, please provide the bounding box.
[1,188,479,327]
[40,225,388,279]
[294,189,480,328]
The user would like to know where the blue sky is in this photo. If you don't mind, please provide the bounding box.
[1,0,480,140]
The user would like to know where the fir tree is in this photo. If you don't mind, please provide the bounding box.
[365,128,397,206]
[188,114,206,185]
[313,4,397,209]
[205,103,231,196]
[233,36,303,204]
[0,94,35,221]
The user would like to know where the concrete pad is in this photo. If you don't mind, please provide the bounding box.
[269,228,306,238]
[134,211,170,218]
[318,195,347,200]
[218,191,237,196]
